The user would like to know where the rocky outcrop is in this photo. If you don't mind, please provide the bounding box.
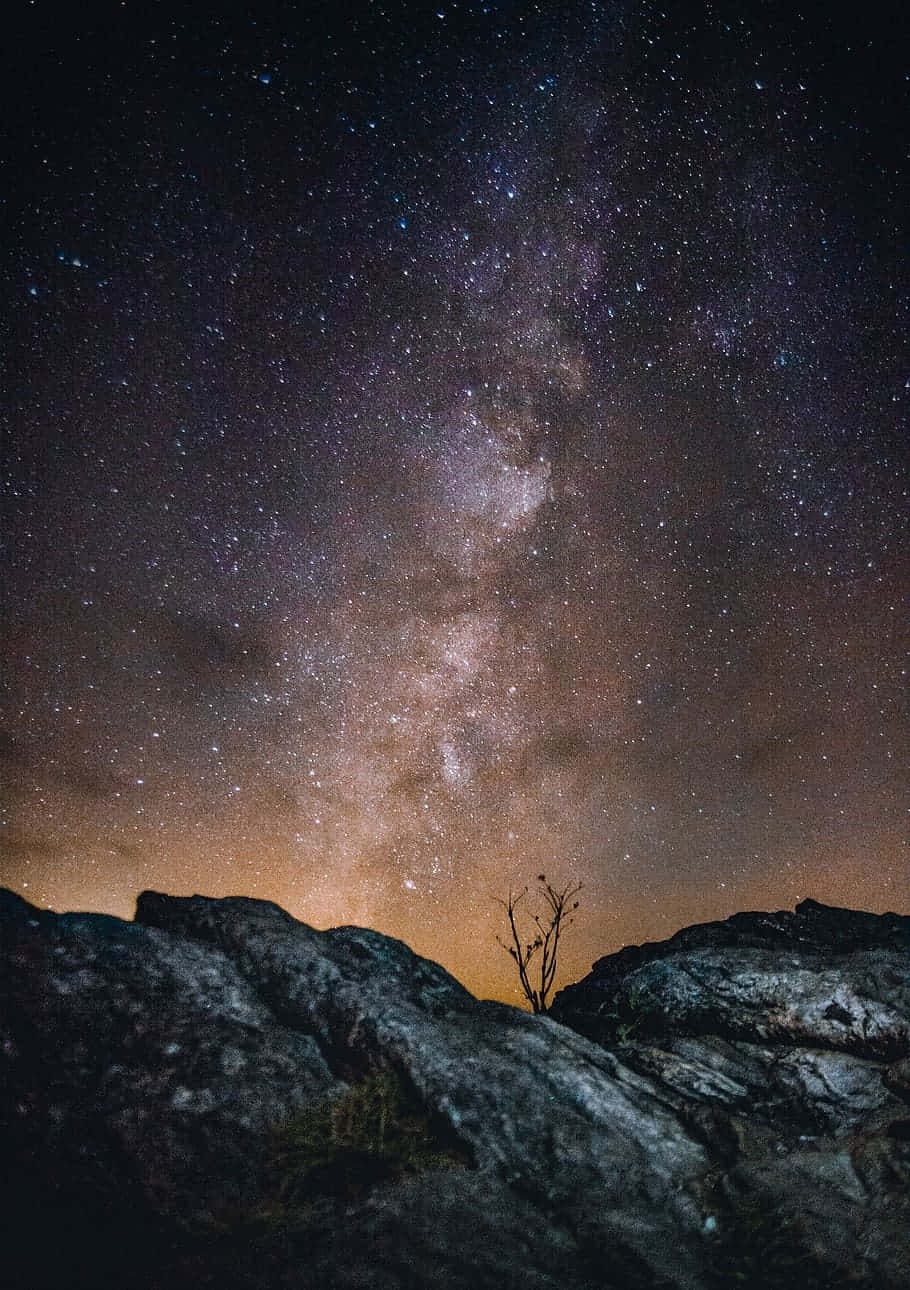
[550,898,910,1286]
[1,888,908,1289]
[550,898,910,1051]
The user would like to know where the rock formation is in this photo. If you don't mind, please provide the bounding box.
[549,898,910,1285]
[1,888,907,1289]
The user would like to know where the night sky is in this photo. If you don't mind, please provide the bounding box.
[1,1,906,1002]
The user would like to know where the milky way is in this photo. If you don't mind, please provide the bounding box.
[1,2,906,1000]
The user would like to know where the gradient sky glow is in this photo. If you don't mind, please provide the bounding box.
[1,1,906,1002]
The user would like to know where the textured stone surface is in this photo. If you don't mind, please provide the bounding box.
[2,888,908,1289]
[133,890,712,1287]
[550,898,910,1059]
[551,898,910,1287]
[0,887,341,1228]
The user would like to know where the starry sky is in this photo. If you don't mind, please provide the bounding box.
[1,1,906,1002]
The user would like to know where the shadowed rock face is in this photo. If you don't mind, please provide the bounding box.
[1,889,908,1290]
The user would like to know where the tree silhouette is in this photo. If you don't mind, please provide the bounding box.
[496,875,582,1013]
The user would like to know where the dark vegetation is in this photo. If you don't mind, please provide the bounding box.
[269,1068,470,1208]
[496,875,582,1013]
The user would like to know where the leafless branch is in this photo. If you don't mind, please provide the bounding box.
[496,875,582,1013]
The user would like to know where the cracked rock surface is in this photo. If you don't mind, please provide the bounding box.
[2,889,908,1289]
[550,898,910,1285]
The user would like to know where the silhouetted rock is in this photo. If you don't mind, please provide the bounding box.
[1,888,908,1289]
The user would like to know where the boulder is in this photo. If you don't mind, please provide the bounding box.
[0,889,341,1223]
[550,898,910,1286]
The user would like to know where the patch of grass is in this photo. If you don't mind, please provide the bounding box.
[600,984,661,1045]
[271,1069,468,1206]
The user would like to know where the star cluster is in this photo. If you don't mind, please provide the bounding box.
[1,2,905,1000]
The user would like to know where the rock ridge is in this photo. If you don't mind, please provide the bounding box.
[2,887,908,1289]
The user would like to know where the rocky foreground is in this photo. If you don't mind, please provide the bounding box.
[1,888,908,1289]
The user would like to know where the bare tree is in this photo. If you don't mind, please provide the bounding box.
[496,875,582,1013]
